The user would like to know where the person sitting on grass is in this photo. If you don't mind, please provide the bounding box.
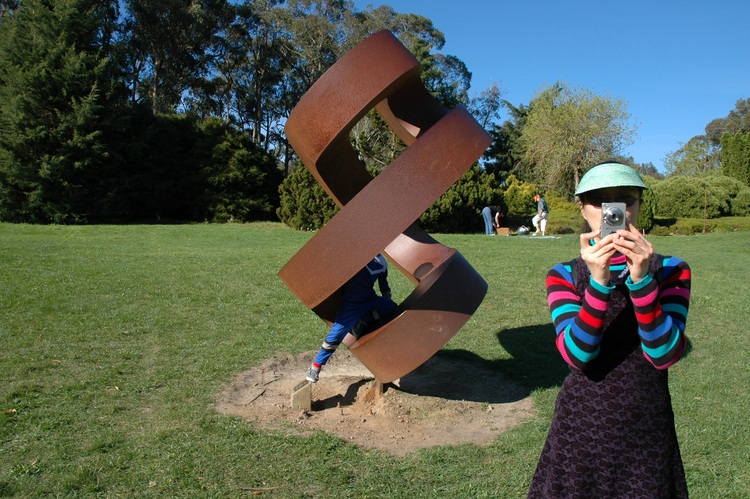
[532,194,548,236]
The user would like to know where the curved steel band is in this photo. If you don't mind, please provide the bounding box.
[280,31,490,382]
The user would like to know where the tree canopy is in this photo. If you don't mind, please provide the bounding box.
[520,83,636,198]
[2,0,749,228]
[0,0,491,223]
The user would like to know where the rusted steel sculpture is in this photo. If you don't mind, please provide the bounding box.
[279,31,491,383]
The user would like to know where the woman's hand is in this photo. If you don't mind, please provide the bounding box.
[580,229,617,287]
[612,223,654,282]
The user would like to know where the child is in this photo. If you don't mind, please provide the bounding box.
[306,253,397,383]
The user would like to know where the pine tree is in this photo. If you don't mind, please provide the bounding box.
[0,0,119,222]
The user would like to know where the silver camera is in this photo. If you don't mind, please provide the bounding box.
[601,202,626,237]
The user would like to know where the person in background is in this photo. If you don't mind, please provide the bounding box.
[306,254,397,383]
[532,194,548,236]
[482,205,503,236]
[528,162,692,498]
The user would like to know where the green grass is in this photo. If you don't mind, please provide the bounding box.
[1,223,748,497]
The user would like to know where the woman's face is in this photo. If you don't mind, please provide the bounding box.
[579,187,642,236]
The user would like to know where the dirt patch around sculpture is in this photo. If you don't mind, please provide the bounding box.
[214,351,536,456]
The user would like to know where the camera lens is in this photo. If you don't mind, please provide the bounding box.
[604,207,623,224]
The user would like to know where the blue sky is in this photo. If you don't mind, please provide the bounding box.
[353,0,750,171]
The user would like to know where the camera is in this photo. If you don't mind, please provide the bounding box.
[600,202,626,237]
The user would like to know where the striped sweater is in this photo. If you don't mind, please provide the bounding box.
[547,253,691,371]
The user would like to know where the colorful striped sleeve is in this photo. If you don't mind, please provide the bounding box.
[627,256,691,370]
[547,263,613,370]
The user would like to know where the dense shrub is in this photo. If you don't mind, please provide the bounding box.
[733,188,750,216]
[276,164,750,235]
[198,118,283,223]
[278,164,505,234]
[652,215,750,235]
[504,175,537,214]
[276,164,340,231]
[546,209,583,234]
[710,215,750,232]
[1,104,282,223]
[419,165,505,234]
[106,112,206,221]
[650,175,740,219]
[545,191,578,212]
[651,174,750,220]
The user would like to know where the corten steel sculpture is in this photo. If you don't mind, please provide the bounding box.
[279,30,491,383]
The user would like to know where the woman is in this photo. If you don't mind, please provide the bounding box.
[528,162,692,498]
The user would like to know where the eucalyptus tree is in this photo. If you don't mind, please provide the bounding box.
[122,0,232,114]
[469,82,504,131]
[342,3,471,111]
[275,0,351,92]
[705,97,750,145]
[274,0,495,227]
[521,83,636,197]
[211,1,496,175]
[663,135,720,177]
[184,0,289,153]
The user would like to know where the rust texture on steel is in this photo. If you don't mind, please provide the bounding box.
[280,31,490,383]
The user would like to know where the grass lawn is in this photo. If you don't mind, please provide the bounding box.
[1,223,748,497]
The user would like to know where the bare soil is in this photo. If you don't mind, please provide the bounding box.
[214,351,535,456]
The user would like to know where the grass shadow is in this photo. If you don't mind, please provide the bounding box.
[495,324,569,392]
[396,349,530,404]
[386,323,569,404]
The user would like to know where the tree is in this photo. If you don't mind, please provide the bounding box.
[521,83,637,198]
[276,163,340,230]
[270,0,354,172]
[721,132,750,186]
[483,100,529,181]
[275,0,349,93]
[503,174,536,214]
[185,0,290,153]
[197,117,283,222]
[468,82,504,131]
[282,2,477,173]
[705,97,750,145]
[634,161,664,180]
[663,135,720,176]
[123,0,232,114]
[0,0,511,226]
[0,0,122,222]
[637,176,656,232]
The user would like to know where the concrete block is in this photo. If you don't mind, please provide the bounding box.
[291,380,311,411]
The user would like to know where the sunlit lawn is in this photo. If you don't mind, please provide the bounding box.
[1,223,748,497]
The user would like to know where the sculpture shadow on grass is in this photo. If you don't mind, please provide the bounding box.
[392,323,568,404]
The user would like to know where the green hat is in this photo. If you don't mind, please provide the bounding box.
[574,162,649,196]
